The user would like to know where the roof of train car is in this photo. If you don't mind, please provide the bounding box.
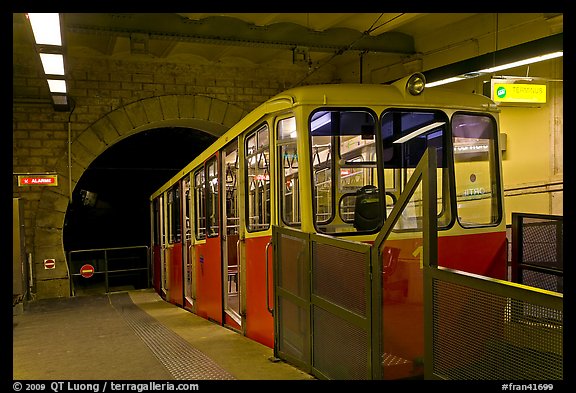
[150,76,498,200]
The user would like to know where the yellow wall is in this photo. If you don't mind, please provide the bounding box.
[500,105,550,183]
[444,58,563,225]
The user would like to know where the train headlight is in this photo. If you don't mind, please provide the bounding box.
[406,73,426,96]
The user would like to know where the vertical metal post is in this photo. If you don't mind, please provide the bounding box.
[104,249,109,293]
[510,213,521,283]
[422,147,438,380]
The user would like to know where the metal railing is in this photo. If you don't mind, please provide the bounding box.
[68,245,150,296]
[272,147,563,380]
[511,213,563,293]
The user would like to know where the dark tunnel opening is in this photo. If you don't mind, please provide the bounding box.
[63,127,217,252]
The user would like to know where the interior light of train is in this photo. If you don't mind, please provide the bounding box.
[393,122,445,144]
[310,112,332,131]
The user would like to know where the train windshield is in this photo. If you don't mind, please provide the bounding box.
[309,108,500,235]
[310,109,381,234]
[381,110,451,230]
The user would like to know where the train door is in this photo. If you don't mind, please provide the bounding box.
[244,123,274,348]
[192,168,207,318]
[221,139,242,330]
[159,193,168,299]
[182,175,195,312]
[196,155,223,323]
[151,196,163,293]
[166,183,184,306]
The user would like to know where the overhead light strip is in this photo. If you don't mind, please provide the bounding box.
[26,13,70,110]
[423,33,563,88]
[426,51,563,88]
[28,13,62,46]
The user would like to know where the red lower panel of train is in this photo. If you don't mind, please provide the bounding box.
[152,229,506,369]
[167,243,183,307]
[381,230,506,379]
[244,235,274,348]
[194,238,223,324]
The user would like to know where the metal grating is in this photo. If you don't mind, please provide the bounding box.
[109,293,235,380]
[279,234,308,299]
[431,280,562,380]
[522,222,561,269]
[517,216,563,293]
[277,297,309,363]
[312,305,369,380]
[522,270,563,293]
[312,243,366,316]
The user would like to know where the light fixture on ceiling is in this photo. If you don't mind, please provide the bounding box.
[26,13,70,111]
[424,33,563,88]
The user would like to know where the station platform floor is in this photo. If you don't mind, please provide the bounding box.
[12,289,316,381]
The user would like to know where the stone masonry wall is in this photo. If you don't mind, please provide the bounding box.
[13,53,337,299]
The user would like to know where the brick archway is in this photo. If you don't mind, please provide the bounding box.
[33,95,247,299]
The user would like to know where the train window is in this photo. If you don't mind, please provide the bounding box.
[278,116,300,226]
[310,109,380,234]
[223,140,239,236]
[194,168,206,240]
[166,184,181,243]
[452,113,501,227]
[183,177,191,241]
[380,109,451,230]
[206,157,219,237]
[245,124,271,232]
[152,197,161,245]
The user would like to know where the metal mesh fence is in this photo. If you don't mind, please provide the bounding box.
[431,279,562,380]
[312,242,367,317]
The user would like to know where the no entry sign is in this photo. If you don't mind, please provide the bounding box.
[80,264,95,278]
[44,259,56,269]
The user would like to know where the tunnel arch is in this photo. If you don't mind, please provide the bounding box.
[33,94,248,298]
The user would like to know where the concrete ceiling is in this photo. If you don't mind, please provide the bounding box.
[13,12,563,97]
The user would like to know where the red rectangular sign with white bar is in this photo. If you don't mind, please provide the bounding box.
[18,175,58,186]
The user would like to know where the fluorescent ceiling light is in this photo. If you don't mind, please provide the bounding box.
[27,13,62,46]
[477,51,563,74]
[426,76,466,88]
[426,49,563,88]
[39,53,65,75]
[47,79,67,93]
[394,122,445,144]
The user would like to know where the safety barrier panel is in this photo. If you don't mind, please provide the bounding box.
[273,227,372,379]
[273,148,563,380]
[273,148,437,380]
[511,213,563,293]
[68,245,150,296]
[423,266,563,379]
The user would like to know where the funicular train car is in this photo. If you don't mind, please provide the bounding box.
[150,73,506,378]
